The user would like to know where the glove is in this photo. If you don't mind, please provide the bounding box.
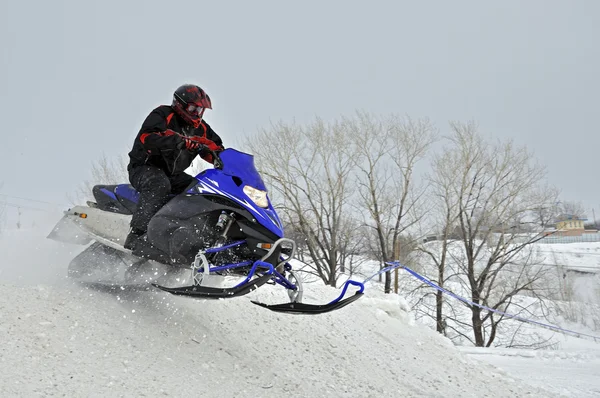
[186,137,223,162]
[198,145,212,159]
[180,136,202,152]
[193,137,222,152]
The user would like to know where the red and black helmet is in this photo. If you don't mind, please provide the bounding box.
[172,84,212,128]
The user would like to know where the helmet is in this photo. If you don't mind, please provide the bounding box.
[172,84,212,128]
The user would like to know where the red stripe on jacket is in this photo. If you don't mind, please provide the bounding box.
[140,129,177,145]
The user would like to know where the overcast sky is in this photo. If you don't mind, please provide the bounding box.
[1,0,599,217]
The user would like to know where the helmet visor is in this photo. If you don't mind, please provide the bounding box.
[186,104,205,118]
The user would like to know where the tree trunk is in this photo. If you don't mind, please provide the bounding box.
[329,255,337,287]
[436,290,444,333]
[471,307,485,347]
[436,246,446,333]
[384,270,392,294]
[487,319,497,347]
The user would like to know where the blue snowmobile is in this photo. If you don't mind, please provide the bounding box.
[48,148,364,314]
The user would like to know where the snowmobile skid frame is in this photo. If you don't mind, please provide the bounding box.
[152,238,365,314]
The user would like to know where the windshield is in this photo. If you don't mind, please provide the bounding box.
[218,149,267,191]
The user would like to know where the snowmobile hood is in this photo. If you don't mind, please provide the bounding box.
[190,148,283,237]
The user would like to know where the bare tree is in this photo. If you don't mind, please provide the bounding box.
[531,198,587,228]
[243,118,360,287]
[416,146,462,333]
[436,121,558,347]
[556,200,587,220]
[71,153,129,203]
[530,186,561,228]
[348,112,436,293]
[336,215,369,276]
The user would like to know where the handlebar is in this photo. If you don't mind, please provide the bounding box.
[176,141,223,170]
[205,147,224,170]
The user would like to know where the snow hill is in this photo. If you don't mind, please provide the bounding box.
[0,223,575,397]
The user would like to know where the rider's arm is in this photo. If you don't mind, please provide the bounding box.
[200,120,224,150]
[138,109,181,150]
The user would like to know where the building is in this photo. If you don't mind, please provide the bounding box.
[553,214,595,236]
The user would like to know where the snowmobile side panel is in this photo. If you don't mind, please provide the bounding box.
[147,192,282,266]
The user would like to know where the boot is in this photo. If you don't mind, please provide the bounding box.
[124,227,145,250]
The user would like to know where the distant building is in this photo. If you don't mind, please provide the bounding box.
[552,214,596,236]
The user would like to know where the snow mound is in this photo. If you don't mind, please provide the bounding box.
[0,225,558,396]
[0,279,556,397]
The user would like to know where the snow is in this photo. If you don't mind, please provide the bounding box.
[460,346,600,397]
[0,221,598,397]
[0,282,552,398]
[538,242,600,274]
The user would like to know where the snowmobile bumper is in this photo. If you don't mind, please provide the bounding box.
[251,280,364,314]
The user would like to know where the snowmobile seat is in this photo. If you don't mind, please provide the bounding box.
[92,184,139,215]
[114,184,140,206]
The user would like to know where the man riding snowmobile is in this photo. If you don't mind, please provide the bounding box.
[47,84,366,314]
[124,84,224,250]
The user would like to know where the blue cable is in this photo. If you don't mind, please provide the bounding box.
[362,263,404,284]
[363,261,600,342]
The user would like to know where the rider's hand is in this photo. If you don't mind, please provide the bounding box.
[180,137,201,152]
[198,145,211,159]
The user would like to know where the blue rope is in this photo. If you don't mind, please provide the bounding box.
[362,263,404,284]
[364,261,600,342]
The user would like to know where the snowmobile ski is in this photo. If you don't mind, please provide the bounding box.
[252,280,365,314]
[152,273,272,299]
[251,292,363,314]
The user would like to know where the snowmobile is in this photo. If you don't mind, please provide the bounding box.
[48,147,364,314]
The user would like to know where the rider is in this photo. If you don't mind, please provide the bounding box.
[124,84,224,250]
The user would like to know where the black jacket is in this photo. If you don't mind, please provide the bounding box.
[127,105,223,175]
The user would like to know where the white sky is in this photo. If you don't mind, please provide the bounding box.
[1,0,599,212]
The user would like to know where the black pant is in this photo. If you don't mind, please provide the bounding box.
[129,165,195,232]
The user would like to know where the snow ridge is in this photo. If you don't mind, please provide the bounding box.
[0,279,556,397]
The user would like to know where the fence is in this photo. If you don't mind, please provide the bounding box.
[486,232,600,246]
[536,233,600,245]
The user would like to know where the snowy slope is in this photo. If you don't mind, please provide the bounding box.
[461,347,600,398]
[0,282,556,398]
[0,225,567,397]
[538,242,600,274]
